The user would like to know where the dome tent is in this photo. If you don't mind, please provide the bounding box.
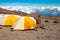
[12,16,37,30]
[0,14,37,30]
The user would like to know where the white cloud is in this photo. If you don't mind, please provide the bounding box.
[0,6,60,14]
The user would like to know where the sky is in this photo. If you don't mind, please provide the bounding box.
[0,0,60,16]
[0,0,60,6]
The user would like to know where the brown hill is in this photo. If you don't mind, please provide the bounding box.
[0,8,27,16]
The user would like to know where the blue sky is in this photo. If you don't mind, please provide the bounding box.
[0,0,60,6]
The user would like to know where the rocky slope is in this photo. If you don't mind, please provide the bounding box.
[41,16,60,23]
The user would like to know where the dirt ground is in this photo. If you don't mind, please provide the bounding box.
[0,19,60,40]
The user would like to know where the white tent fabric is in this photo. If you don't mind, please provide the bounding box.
[12,16,37,30]
[0,14,4,25]
[12,17,24,30]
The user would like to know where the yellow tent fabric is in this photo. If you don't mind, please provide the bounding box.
[12,16,37,30]
[5,14,19,25]
[24,16,37,30]
[1,14,20,26]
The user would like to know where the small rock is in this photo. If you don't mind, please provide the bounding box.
[37,36,40,39]
[40,26,45,29]
[34,28,38,31]
[53,21,58,23]
[10,28,13,31]
[42,24,45,26]
[58,30,60,32]
[0,27,2,29]
[45,20,49,23]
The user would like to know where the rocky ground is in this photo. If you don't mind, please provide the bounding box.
[0,19,60,40]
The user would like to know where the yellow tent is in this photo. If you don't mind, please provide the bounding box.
[1,14,21,26]
[12,16,37,30]
[0,14,37,30]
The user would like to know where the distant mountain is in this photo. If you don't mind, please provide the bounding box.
[0,6,60,16]
[35,8,60,16]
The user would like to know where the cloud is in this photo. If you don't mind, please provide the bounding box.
[0,6,60,13]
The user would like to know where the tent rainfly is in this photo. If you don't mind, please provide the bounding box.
[12,16,37,30]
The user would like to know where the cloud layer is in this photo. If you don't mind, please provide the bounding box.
[0,6,60,16]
